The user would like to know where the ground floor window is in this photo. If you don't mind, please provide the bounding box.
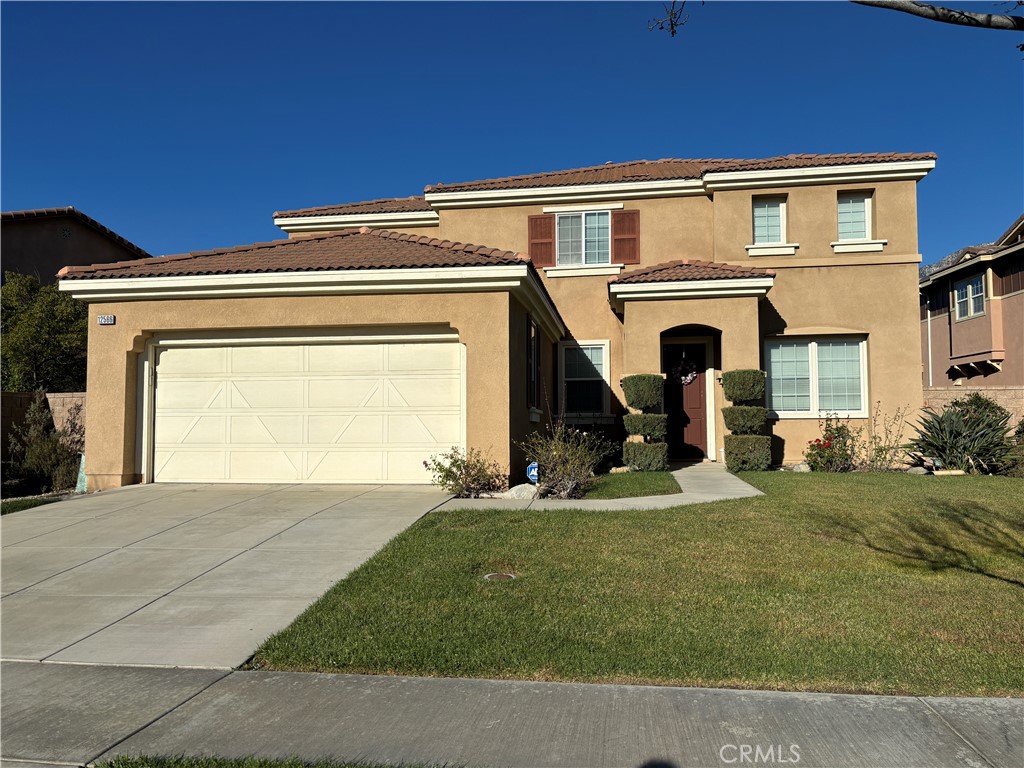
[765,337,867,418]
[559,340,609,415]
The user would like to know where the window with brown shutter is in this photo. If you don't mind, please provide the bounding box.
[612,209,640,265]
[528,214,555,267]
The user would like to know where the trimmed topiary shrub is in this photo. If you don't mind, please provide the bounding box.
[721,406,767,436]
[623,441,669,472]
[620,374,664,413]
[721,369,765,405]
[723,435,771,471]
[622,413,668,442]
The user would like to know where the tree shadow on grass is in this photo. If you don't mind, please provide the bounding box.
[820,500,1024,589]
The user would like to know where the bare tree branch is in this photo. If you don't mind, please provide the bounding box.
[851,0,1024,31]
[649,1,702,37]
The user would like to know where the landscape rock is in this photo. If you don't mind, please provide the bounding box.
[792,462,811,473]
[907,467,929,475]
[503,483,539,500]
[609,466,631,474]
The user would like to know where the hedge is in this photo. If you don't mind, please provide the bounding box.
[620,374,664,413]
[622,441,669,472]
[721,406,768,436]
[623,413,668,442]
[721,369,765,405]
[723,435,771,471]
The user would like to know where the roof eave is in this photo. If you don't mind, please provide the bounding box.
[274,210,439,233]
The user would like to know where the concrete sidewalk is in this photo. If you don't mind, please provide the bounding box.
[3,660,1019,768]
[438,462,763,511]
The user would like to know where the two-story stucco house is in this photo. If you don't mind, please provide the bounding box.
[919,214,1024,420]
[59,152,935,490]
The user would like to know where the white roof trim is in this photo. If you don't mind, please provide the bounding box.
[424,178,707,208]
[609,276,774,309]
[59,264,565,340]
[275,209,439,233]
[702,160,935,191]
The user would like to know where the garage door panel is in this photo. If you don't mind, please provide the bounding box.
[228,451,301,481]
[156,451,227,482]
[387,377,460,408]
[308,379,382,408]
[308,344,382,372]
[308,451,384,482]
[157,347,227,374]
[157,381,227,410]
[231,345,304,373]
[230,380,304,409]
[387,414,460,445]
[230,415,303,444]
[153,340,463,483]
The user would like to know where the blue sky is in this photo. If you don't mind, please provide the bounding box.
[2,1,1021,265]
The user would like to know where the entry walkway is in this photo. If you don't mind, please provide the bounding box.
[2,660,1019,768]
[438,462,763,511]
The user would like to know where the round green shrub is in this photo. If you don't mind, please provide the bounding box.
[721,369,765,405]
[721,405,767,435]
[620,374,664,412]
[623,413,668,441]
[622,441,669,471]
[723,434,771,471]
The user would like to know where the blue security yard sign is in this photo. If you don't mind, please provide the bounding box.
[526,461,539,484]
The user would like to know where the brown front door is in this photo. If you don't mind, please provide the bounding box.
[663,343,707,461]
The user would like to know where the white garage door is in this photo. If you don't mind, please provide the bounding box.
[152,341,464,483]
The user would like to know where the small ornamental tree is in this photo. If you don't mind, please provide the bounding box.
[620,374,669,471]
[721,369,771,471]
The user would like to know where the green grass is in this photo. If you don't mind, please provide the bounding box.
[1,496,60,515]
[99,758,441,768]
[584,471,680,499]
[251,473,1024,696]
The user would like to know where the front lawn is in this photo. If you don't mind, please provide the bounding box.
[584,470,680,499]
[251,473,1024,696]
[1,496,61,515]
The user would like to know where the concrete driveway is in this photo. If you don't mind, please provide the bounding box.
[1,483,448,668]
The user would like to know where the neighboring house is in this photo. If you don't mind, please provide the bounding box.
[919,214,1024,420]
[1,207,150,284]
[60,152,935,490]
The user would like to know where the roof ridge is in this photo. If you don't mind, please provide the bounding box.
[426,158,670,191]
[273,195,426,218]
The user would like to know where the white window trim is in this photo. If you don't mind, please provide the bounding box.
[544,264,624,278]
[558,339,611,417]
[765,336,869,420]
[555,211,612,267]
[954,275,985,321]
[747,196,797,256]
[832,192,886,253]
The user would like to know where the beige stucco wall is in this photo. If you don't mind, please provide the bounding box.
[712,181,920,263]
[82,292,514,490]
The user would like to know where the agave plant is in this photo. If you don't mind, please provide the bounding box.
[907,406,1012,473]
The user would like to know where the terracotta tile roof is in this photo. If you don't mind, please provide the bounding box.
[1,206,151,258]
[426,153,937,193]
[58,228,529,280]
[611,260,775,285]
[274,196,432,219]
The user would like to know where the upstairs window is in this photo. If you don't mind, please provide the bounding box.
[752,197,786,245]
[556,211,611,266]
[954,275,985,319]
[837,192,871,240]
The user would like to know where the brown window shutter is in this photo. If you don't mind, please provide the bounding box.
[612,210,640,265]
[528,214,556,267]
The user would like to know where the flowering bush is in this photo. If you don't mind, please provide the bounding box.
[803,416,855,472]
[516,421,614,499]
[423,447,508,498]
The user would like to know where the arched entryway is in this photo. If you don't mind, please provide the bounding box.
[661,325,721,462]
